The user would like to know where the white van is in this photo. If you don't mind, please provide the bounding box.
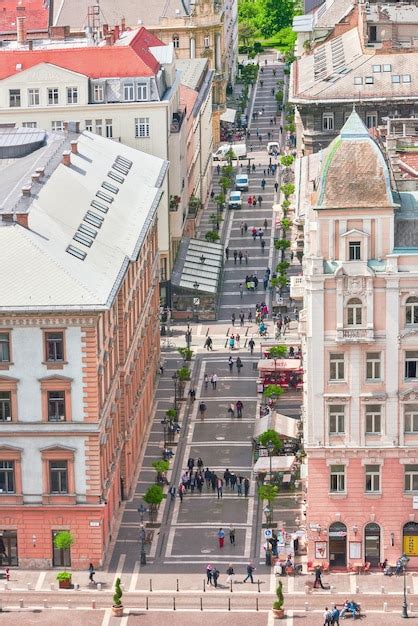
[213,143,247,161]
[235,174,249,191]
[228,191,242,209]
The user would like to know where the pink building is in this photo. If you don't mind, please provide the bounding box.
[298,110,418,569]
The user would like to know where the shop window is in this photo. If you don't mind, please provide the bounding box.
[0,530,18,566]
[403,522,418,557]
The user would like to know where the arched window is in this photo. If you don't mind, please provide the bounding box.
[172,34,179,49]
[406,297,418,325]
[347,298,362,326]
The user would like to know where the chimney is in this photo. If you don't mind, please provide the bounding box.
[121,17,126,32]
[114,24,120,41]
[31,172,41,183]
[16,213,29,228]
[62,151,71,167]
[21,185,31,197]
[70,140,78,154]
[16,16,26,45]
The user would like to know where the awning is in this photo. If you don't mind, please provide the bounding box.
[254,412,299,440]
[220,108,237,124]
[254,455,296,473]
[258,359,302,371]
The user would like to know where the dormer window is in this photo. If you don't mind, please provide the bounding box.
[123,82,135,101]
[137,83,148,101]
[347,298,362,326]
[93,84,104,102]
[349,241,361,260]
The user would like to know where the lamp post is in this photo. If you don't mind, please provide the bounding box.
[193,281,200,322]
[138,504,147,565]
[185,324,192,350]
[172,372,178,412]
[402,564,409,618]
[268,442,275,483]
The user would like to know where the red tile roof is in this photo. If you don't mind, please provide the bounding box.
[0,0,49,33]
[0,27,164,80]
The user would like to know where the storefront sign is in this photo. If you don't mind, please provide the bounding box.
[89,521,101,527]
[404,535,418,556]
[349,542,362,559]
[329,531,347,538]
[315,541,327,559]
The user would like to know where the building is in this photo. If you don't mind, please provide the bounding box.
[50,0,238,143]
[0,0,49,43]
[298,109,418,570]
[291,0,418,155]
[0,27,192,301]
[0,127,166,568]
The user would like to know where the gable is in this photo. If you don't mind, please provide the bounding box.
[3,63,88,86]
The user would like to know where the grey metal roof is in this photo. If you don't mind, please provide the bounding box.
[171,237,224,294]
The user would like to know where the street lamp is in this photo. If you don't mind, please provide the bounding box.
[137,504,147,566]
[268,442,275,483]
[172,372,178,412]
[193,281,200,322]
[402,563,409,618]
[185,324,192,349]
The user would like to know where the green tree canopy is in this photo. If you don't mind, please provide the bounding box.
[258,428,283,453]
[258,483,279,503]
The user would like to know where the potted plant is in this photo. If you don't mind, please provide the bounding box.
[144,484,164,523]
[112,577,123,617]
[272,580,285,618]
[54,531,74,589]
[178,347,193,362]
[166,407,178,421]
[152,459,170,484]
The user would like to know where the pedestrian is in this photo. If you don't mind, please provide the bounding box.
[259,134,262,144]
[197,457,204,470]
[211,373,218,389]
[245,251,249,264]
[240,312,245,326]
[226,564,235,584]
[216,164,220,175]
[212,567,220,588]
[204,336,213,350]
[210,189,215,199]
[244,222,248,233]
[230,472,237,490]
[187,457,195,471]
[179,483,185,502]
[88,563,95,583]
[169,485,177,501]
[243,562,255,583]
[225,246,229,260]
[204,374,209,389]
[257,195,263,207]
[217,475,224,498]
[227,402,235,417]
[323,607,332,626]
[229,527,236,545]
[252,194,256,205]
[240,221,244,236]
[237,481,242,496]
[206,563,213,585]
[239,250,243,264]
[244,477,250,496]
[159,363,164,375]
[263,276,268,290]
[199,401,207,419]
[205,467,211,488]
[264,218,268,229]
[229,335,235,350]
[271,87,275,96]
[261,239,266,253]
[248,310,253,323]
[248,338,255,354]
[261,178,266,190]
[233,250,238,265]
[331,605,340,625]
[260,80,263,88]
[274,182,278,193]
[189,387,196,402]
[235,333,240,349]
[252,227,257,241]
[236,356,243,373]
[313,565,325,589]
[231,312,236,326]
[236,400,243,418]
[247,195,253,207]
[273,116,277,124]
[224,468,231,487]
[239,283,244,299]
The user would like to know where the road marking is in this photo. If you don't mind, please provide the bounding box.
[35,571,46,591]
[129,561,140,592]
[112,553,126,590]
[286,609,294,625]
[120,612,129,626]
[350,573,357,594]
[101,608,112,626]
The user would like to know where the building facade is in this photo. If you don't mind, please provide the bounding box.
[291,0,418,155]
[0,129,166,568]
[299,111,418,569]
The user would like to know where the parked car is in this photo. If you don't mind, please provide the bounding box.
[228,191,242,209]
[235,174,249,191]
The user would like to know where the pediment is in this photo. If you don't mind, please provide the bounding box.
[400,388,418,402]
[341,228,369,239]
[6,62,88,84]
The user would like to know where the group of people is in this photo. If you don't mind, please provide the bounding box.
[323,600,360,624]
[227,400,245,419]
[206,562,256,587]
[245,274,259,291]
[275,314,291,337]
[228,333,241,350]
[176,465,250,500]
[227,355,243,372]
[247,195,263,207]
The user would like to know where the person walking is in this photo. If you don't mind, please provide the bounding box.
[244,251,249,264]
[248,310,253,323]
[261,178,266,190]
[204,468,212,488]
[240,222,244,236]
[237,480,242,496]
[188,387,196,402]
[217,479,224,499]
[236,356,243,373]
[233,250,238,265]
[323,608,332,626]
[169,485,176,501]
[240,312,245,326]
[199,401,207,419]
[244,477,250,496]
[313,565,325,589]
[236,400,243,418]
[225,246,229,260]
[211,373,218,390]
[212,567,220,588]
[252,227,257,241]
[229,527,236,545]
[227,402,235,417]
[206,563,213,585]
[231,313,236,326]
[229,335,235,350]
[247,195,253,207]
[331,605,340,625]
[216,164,220,175]
[243,562,255,583]
[204,336,213,350]
[239,250,243,264]
[226,564,235,584]
[257,195,263,207]
[204,374,209,389]
[261,239,266,253]
[248,337,255,354]
[274,181,279,193]
[244,222,248,233]
[235,333,240,349]
[88,563,95,583]
[218,528,225,547]
[178,483,185,502]
[224,468,231,488]
[228,356,234,372]
[264,218,268,229]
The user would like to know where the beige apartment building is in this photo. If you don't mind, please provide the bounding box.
[51,0,238,143]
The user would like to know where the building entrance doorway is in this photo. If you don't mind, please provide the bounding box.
[329,522,347,567]
[365,523,380,567]
[0,530,18,566]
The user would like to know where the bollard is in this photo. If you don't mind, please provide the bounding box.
[381,586,385,594]
[43,599,48,609]
[228,597,231,611]
[176,578,179,592]
[50,582,54,591]
[146,596,149,611]
[230,579,233,593]
[203,579,206,592]
[200,597,203,611]
[173,597,176,611]
[150,578,153,592]
[256,597,259,611]
[74,583,80,591]
[257,579,261,593]
[92,600,96,610]
[305,602,309,613]
[19,599,24,609]
[27,583,31,590]
[383,602,388,612]
[97,583,102,591]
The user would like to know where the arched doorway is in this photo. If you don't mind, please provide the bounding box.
[403,522,418,558]
[329,522,347,567]
[365,523,380,566]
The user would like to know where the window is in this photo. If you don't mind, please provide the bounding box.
[85,119,93,132]
[405,405,418,433]
[330,464,345,492]
[47,391,66,422]
[93,83,104,101]
[354,77,363,85]
[84,211,104,228]
[372,65,381,73]
[330,353,344,381]
[9,89,21,107]
[66,245,86,260]
[349,241,361,260]
[392,75,401,84]
[123,82,135,101]
[406,297,418,325]
[383,64,391,72]
[173,34,179,48]
[365,464,380,492]
[405,351,418,379]
[347,298,362,326]
[22,122,37,128]
[329,405,345,434]
[51,121,64,131]
[0,333,10,363]
[90,200,108,214]
[105,119,113,138]
[135,117,150,138]
[49,461,68,493]
[28,88,40,106]
[403,75,411,83]
[45,332,64,362]
[47,88,59,105]
[0,461,14,493]
[73,231,93,247]
[365,405,381,434]
[66,87,78,104]
[366,112,378,129]
[365,76,374,84]
[137,83,148,101]
[322,112,334,131]
[405,465,418,492]
[101,181,118,194]
[0,392,11,422]
[95,119,103,136]
[203,35,210,48]
[366,352,381,380]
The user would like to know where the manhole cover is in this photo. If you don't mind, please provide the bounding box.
[201,549,212,554]
[216,436,225,440]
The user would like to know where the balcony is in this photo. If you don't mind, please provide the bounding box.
[170,109,185,134]
[336,328,375,343]
[290,276,304,300]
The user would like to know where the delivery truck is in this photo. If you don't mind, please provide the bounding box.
[212,143,247,161]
